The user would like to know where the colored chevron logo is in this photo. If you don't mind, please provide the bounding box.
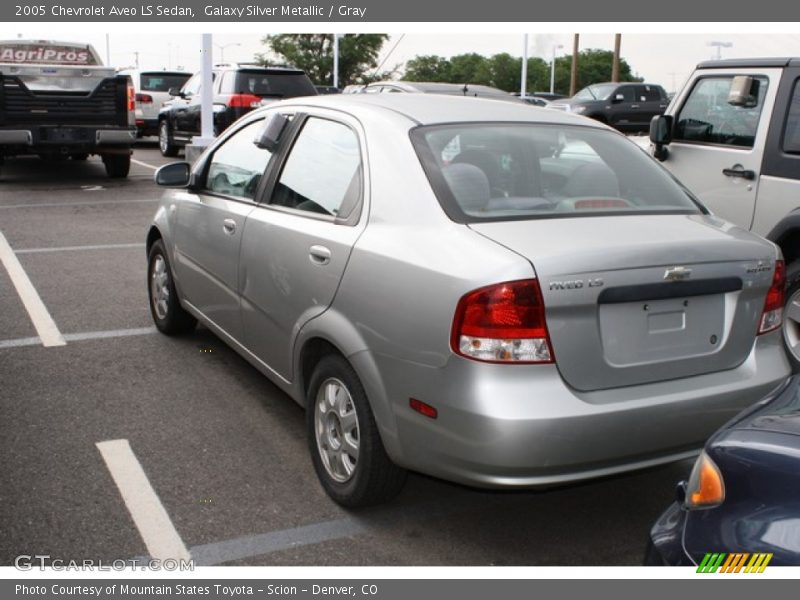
[697,552,773,573]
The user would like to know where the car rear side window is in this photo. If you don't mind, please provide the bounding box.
[674,76,768,148]
[782,79,800,154]
[412,123,700,223]
[270,117,361,218]
[205,120,272,200]
[234,70,316,99]
[637,85,663,102]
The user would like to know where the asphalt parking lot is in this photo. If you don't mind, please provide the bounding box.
[0,142,694,567]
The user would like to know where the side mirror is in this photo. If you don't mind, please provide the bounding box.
[168,87,183,97]
[254,113,290,152]
[155,162,191,187]
[728,76,758,107]
[649,114,673,161]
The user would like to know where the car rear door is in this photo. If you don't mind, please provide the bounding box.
[662,68,782,229]
[172,117,272,341]
[239,110,367,381]
[636,84,669,126]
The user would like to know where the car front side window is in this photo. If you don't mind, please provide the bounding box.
[674,76,768,148]
[204,119,273,200]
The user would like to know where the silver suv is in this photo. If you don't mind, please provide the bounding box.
[147,94,789,507]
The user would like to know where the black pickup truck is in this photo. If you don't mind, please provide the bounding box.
[0,40,136,178]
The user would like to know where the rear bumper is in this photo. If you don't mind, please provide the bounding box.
[0,126,134,154]
[136,118,159,137]
[368,332,790,488]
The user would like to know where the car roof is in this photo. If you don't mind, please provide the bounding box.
[369,81,510,96]
[696,57,800,69]
[269,93,608,128]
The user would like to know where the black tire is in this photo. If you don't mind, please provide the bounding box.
[104,154,130,178]
[307,354,406,507]
[159,120,179,157]
[71,153,89,161]
[782,261,800,371]
[147,239,197,335]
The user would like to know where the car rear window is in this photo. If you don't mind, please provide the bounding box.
[140,73,191,92]
[233,70,316,98]
[411,123,702,223]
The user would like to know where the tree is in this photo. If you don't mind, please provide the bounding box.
[403,55,452,82]
[256,34,390,87]
[554,49,642,95]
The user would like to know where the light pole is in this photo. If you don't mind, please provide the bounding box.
[709,41,732,60]
[333,34,342,89]
[215,42,241,63]
[521,34,529,98]
[550,43,563,94]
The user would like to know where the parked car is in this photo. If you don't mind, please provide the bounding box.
[0,39,135,178]
[361,81,524,103]
[315,85,341,95]
[649,58,800,369]
[146,94,789,507]
[157,62,316,156]
[550,82,669,132]
[647,376,800,566]
[119,69,191,137]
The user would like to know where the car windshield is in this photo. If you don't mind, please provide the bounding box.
[141,73,191,92]
[573,83,618,101]
[412,123,701,222]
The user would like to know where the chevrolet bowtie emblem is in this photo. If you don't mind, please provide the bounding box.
[664,266,692,282]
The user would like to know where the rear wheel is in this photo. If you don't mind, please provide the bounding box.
[147,239,196,335]
[782,261,800,370]
[103,154,130,178]
[307,354,406,507]
[159,120,179,157]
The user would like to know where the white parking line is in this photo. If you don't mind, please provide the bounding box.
[0,198,157,210]
[0,327,156,349]
[0,231,65,347]
[15,243,145,254]
[131,158,159,171]
[97,439,190,562]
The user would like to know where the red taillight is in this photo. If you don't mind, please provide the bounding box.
[135,93,153,104]
[228,93,262,109]
[451,279,553,363]
[127,83,135,112]
[759,260,785,335]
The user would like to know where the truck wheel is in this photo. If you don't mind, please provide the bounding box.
[307,354,407,507]
[783,262,800,371]
[104,154,130,178]
[159,120,179,157]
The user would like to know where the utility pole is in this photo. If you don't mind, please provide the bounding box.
[105,34,110,66]
[569,34,579,96]
[333,34,340,88]
[520,34,528,98]
[611,34,621,82]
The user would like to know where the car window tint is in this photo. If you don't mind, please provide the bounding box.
[414,123,700,221]
[783,79,800,154]
[270,117,361,217]
[141,73,190,92]
[205,120,272,200]
[674,76,768,148]
[638,85,662,102]
[617,86,636,102]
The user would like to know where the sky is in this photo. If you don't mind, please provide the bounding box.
[8,30,800,93]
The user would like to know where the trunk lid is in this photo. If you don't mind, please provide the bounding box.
[470,214,777,391]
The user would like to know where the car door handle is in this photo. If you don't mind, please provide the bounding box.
[222,219,237,235]
[630,104,640,108]
[309,245,331,265]
[722,166,756,180]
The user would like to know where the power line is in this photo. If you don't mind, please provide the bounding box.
[372,34,405,77]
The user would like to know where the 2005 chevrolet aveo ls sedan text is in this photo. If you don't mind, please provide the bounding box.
[146,94,790,507]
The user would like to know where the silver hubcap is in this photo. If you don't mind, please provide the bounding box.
[150,255,170,320]
[783,288,800,362]
[314,378,360,483]
[159,124,168,152]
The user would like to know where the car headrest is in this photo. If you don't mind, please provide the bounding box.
[442,162,490,213]
[563,162,620,198]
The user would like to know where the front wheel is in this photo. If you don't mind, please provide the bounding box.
[782,261,800,371]
[147,239,196,335]
[159,120,179,157]
[307,354,406,507]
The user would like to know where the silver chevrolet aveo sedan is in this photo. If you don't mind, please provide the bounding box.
[147,94,790,507]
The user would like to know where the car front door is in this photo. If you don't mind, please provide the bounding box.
[239,112,367,381]
[664,69,781,228]
[608,85,637,128]
[172,73,199,136]
[172,118,273,341]
[636,84,669,127]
